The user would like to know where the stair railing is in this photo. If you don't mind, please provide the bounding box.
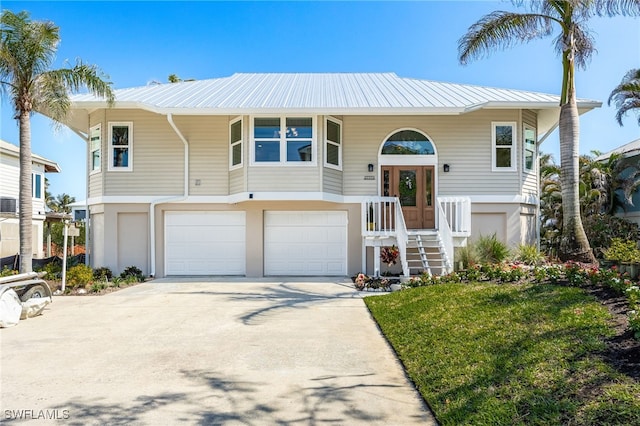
[362,197,410,277]
[436,200,454,274]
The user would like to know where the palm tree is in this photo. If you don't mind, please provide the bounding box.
[48,193,76,214]
[609,68,640,126]
[0,10,114,272]
[458,0,640,263]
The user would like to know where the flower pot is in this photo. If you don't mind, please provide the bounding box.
[619,263,630,276]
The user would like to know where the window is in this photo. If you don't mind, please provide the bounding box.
[253,117,314,164]
[381,130,435,155]
[492,122,516,171]
[108,122,133,171]
[523,126,536,172]
[230,118,243,169]
[325,117,342,169]
[32,173,42,199]
[90,124,101,172]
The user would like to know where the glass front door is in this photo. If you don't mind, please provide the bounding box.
[382,166,435,229]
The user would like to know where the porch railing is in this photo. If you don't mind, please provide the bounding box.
[436,201,454,274]
[437,196,471,237]
[362,197,409,276]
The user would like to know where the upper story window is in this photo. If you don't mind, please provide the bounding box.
[108,122,133,171]
[32,173,42,199]
[230,118,243,169]
[381,130,435,155]
[523,125,536,172]
[325,117,342,170]
[90,124,101,173]
[252,116,314,165]
[492,122,517,172]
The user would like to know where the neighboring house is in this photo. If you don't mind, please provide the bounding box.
[596,138,640,226]
[0,140,61,259]
[60,73,600,278]
[68,200,87,222]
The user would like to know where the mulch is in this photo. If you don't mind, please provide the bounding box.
[586,285,640,381]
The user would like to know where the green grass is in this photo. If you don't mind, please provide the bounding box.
[365,283,640,426]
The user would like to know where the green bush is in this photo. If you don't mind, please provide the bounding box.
[604,238,640,263]
[66,264,94,288]
[454,243,478,270]
[583,214,640,259]
[93,267,113,282]
[474,234,510,264]
[120,265,145,282]
[514,244,546,265]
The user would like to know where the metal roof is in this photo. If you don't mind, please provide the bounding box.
[0,139,61,173]
[71,72,600,113]
[595,138,640,161]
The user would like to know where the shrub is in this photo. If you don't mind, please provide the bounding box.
[514,244,545,266]
[0,266,18,277]
[455,244,478,270]
[583,214,640,259]
[93,267,113,282]
[66,264,94,288]
[604,238,640,263]
[120,265,145,282]
[475,234,509,264]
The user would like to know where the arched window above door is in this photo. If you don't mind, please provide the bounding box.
[381,130,435,155]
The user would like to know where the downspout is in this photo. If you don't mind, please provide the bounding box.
[149,113,189,277]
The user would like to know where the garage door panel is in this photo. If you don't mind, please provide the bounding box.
[165,212,245,276]
[264,211,347,276]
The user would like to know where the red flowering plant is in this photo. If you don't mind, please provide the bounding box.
[381,245,399,267]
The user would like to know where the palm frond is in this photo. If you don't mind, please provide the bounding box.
[458,11,556,64]
[608,68,640,125]
[592,0,640,17]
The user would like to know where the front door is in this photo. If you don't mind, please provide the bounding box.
[381,166,435,229]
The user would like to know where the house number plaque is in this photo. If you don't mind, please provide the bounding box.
[364,176,375,180]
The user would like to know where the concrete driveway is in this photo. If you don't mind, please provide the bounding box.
[1,278,436,425]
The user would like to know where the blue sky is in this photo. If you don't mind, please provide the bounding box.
[1,1,639,201]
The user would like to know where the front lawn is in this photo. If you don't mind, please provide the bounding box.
[365,283,640,425]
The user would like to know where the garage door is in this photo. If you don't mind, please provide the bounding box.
[165,211,245,275]
[264,211,347,276]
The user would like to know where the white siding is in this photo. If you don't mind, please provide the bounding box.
[175,115,229,196]
[103,110,184,195]
[343,110,522,197]
[0,153,19,198]
[323,168,342,194]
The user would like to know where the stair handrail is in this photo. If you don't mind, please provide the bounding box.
[361,197,410,277]
[436,200,454,274]
[393,198,410,277]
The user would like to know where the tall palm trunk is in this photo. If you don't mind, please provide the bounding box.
[558,86,595,263]
[18,110,33,272]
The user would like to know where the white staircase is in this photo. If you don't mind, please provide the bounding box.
[362,196,469,278]
[405,231,449,276]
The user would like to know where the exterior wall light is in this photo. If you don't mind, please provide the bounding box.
[443,164,450,172]
[368,163,374,172]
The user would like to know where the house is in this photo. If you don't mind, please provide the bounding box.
[60,73,600,278]
[68,200,87,222]
[0,139,61,259]
[596,138,640,226]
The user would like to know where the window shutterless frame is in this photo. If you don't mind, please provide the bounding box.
[31,172,43,199]
[523,124,536,173]
[90,123,101,174]
[250,116,316,166]
[491,122,517,172]
[324,117,342,170]
[108,122,133,171]
[229,117,243,170]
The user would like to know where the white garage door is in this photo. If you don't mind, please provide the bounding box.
[264,211,347,276]
[165,211,245,275]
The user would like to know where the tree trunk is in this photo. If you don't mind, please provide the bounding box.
[18,110,33,273]
[558,88,596,264]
